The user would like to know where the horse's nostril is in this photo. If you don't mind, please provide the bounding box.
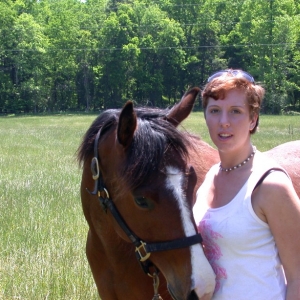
[187,290,199,300]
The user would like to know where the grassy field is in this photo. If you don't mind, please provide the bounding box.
[0,113,299,300]
[182,112,300,151]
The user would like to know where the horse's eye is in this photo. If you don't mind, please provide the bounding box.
[134,196,153,210]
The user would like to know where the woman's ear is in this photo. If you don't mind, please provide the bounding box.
[249,113,258,131]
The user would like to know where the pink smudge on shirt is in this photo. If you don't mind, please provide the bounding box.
[198,214,227,292]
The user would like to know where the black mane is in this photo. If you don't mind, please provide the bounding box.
[77,106,191,190]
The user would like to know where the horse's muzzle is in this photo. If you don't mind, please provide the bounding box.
[168,286,200,300]
[168,286,212,300]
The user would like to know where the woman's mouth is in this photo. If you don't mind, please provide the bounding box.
[218,133,232,140]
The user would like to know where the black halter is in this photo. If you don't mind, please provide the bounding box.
[87,126,203,275]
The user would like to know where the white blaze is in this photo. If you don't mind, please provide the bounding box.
[166,166,216,298]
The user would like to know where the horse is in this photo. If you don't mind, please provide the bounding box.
[77,87,217,300]
[265,141,300,194]
[77,87,300,300]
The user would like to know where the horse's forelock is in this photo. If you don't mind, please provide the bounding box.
[77,106,191,192]
[122,111,190,190]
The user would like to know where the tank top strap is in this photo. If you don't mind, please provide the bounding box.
[245,151,288,198]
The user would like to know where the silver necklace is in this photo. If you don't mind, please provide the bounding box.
[219,146,256,172]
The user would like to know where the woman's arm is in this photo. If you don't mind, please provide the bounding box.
[255,171,300,300]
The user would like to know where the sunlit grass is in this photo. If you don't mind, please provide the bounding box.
[0,115,98,300]
[182,112,300,151]
[0,113,299,299]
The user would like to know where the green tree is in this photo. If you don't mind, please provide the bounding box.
[0,0,299,113]
[96,8,137,108]
[234,0,299,113]
[42,0,84,111]
[0,0,17,112]
[131,2,187,105]
[9,11,49,112]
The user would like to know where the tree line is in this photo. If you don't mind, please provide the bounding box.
[1,0,300,114]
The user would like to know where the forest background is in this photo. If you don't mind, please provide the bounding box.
[1,0,300,114]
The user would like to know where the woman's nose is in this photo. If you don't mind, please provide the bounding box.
[219,112,230,127]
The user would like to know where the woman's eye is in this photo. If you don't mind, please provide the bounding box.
[134,197,152,209]
[209,109,219,114]
[232,109,241,114]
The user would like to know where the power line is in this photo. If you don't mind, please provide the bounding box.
[18,0,244,12]
[1,42,299,53]
[78,17,297,30]
[15,0,300,16]
[44,0,289,10]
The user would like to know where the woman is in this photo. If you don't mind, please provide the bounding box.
[193,69,300,299]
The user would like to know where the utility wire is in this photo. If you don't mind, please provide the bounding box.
[78,17,299,30]
[1,43,299,53]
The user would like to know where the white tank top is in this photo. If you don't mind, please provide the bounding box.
[193,152,287,300]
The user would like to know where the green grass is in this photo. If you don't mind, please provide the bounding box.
[182,112,300,151]
[0,115,98,300]
[0,113,299,299]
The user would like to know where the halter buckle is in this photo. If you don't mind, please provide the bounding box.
[135,241,151,262]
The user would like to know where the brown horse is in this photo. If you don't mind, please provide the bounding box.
[265,141,300,194]
[77,88,217,300]
[77,87,300,300]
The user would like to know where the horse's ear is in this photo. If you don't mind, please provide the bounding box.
[117,101,137,148]
[166,87,200,127]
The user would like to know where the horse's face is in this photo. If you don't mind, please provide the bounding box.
[100,137,192,242]
[98,126,215,300]
[79,88,215,300]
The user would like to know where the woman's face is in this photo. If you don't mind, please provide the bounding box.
[205,89,257,153]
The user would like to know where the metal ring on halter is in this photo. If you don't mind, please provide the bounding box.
[102,188,109,199]
[98,188,110,200]
[91,157,100,180]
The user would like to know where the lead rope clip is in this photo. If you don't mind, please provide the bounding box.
[152,272,163,300]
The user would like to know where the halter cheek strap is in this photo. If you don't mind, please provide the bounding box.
[87,127,203,276]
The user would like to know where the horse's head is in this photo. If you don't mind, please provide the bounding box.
[78,87,215,300]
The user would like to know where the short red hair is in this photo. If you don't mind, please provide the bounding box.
[202,75,265,134]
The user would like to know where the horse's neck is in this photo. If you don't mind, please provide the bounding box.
[187,138,219,198]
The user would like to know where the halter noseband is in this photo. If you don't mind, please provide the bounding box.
[87,126,203,276]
